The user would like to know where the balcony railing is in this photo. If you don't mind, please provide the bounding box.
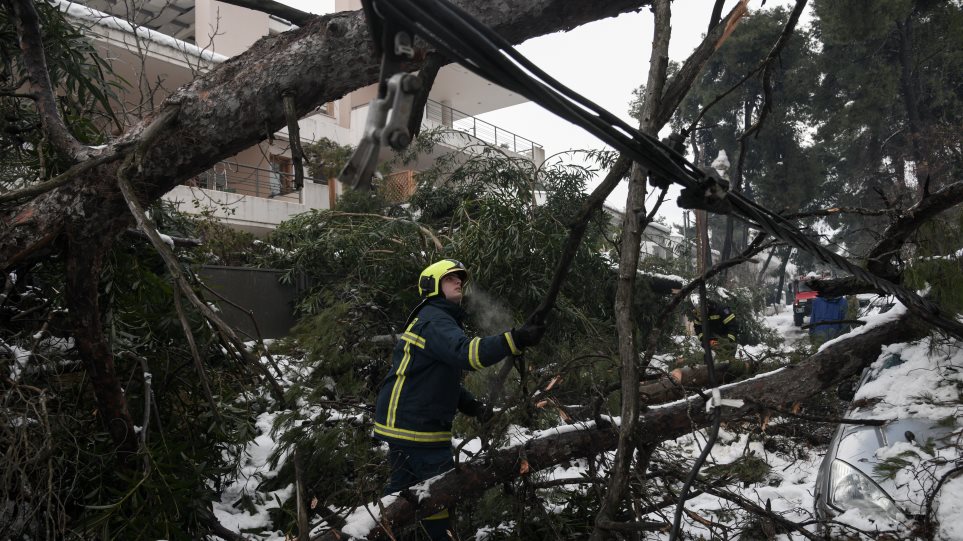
[186,162,322,200]
[424,99,542,159]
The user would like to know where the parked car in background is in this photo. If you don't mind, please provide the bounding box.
[792,277,818,327]
[813,353,958,532]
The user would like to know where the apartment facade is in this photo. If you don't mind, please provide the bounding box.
[62,0,544,235]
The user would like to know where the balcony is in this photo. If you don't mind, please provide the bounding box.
[163,162,336,236]
[186,162,309,201]
[423,99,544,162]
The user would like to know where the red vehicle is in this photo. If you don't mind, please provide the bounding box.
[792,277,819,327]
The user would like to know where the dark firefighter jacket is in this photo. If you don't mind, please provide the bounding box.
[693,301,739,343]
[374,296,520,447]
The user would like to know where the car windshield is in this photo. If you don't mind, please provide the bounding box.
[864,353,906,384]
[798,282,813,292]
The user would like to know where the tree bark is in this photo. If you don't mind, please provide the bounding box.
[591,2,670,538]
[314,311,928,541]
[720,98,754,282]
[65,231,138,459]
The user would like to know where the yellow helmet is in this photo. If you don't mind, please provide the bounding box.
[418,259,469,297]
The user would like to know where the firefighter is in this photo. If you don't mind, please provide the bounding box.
[690,298,739,346]
[373,259,544,540]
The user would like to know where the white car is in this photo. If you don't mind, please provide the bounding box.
[813,352,959,534]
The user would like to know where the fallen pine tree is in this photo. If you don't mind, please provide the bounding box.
[312,307,927,540]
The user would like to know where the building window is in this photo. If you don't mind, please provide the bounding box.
[269,154,293,195]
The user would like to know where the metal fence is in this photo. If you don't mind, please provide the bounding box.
[424,99,542,158]
[187,162,322,200]
[198,266,304,339]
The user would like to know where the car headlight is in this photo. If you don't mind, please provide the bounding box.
[829,459,904,522]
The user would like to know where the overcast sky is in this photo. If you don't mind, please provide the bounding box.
[279,0,802,227]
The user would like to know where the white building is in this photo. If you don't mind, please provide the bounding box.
[61,0,544,235]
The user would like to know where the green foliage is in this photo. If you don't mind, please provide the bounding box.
[0,227,261,538]
[302,138,355,181]
[151,201,268,266]
[704,454,772,485]
[902,212,963,315]
[811,0,963,252]
[0,1,122,182]
[670,6,822,213]
[258,139,712,533]
[873,451,921,480]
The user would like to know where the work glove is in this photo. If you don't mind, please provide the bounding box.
[511,322,546,349]
[463,399,493,423]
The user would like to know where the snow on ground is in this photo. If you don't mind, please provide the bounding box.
[212,409,292,539]
[211,353,307,540]
[647,428,825,540]
[210,303,963,540]
[337,495,399,539]
[761,304,808,348]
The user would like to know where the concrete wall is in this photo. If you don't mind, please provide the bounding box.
[195,0,269,57]
[163,182,333,236]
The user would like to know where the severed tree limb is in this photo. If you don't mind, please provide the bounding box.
[592,1,671,537]
[116,166,286,403]
[282,92,305,190]
[197,281,285,379]
[639,361,757,405]
[407,51,446,138]
[2,0,663,271]
[597,519,668,533]
[0,151,124,205]
[742,398,886,427]
[805,180,963,298]
[486,153,631,403]
[171,291,221,418]
[529,154,630,325]
[865,179,963,277]
[707,0,727,32]
[691,484,820,541]
[4,0,90,162]
[657,0,748,130]
[783,206,899,220]
[491,0,748,412]
[923,465,963,536]
[65,229,138,458]
[806,276,880,298]
[313,311,927,541]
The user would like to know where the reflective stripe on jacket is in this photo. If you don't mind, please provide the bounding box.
[694,301,739,343]
[374,297,519,447]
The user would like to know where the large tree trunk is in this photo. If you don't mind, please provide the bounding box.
[65,232,138,458]
[314,311,927,541]
[1,0,657,270]
[1,0,657,455]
